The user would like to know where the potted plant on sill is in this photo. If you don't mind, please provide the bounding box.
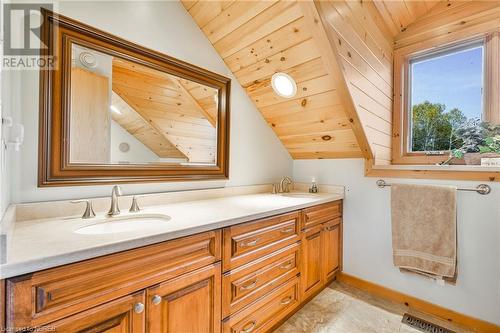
[478,135,500,166]
[452,120,500,165]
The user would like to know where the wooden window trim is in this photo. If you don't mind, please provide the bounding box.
[365,159,499,182]
[485,32,500,124]
[392,31,500,166]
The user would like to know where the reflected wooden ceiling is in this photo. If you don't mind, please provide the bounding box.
[111,92,186,159]
[112,58,218,163]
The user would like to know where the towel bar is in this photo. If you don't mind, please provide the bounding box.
[376,179,491,195]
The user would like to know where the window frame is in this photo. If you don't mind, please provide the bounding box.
[393,33,500,165]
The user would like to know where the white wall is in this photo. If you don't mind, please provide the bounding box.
[1,0,11,215]
[5,1,291,204]
[109,120,160,164]
[293,159,500,325]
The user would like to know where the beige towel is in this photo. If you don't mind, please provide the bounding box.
[391,184,457,280]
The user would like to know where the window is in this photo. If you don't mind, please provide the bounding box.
[393,35,500,165]
[408,41,484,153]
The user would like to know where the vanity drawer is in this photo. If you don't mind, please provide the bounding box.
[222,242,300,318]
[302,201,342,229]
[222,276,299,333]
[222,211,300,271]
[6,230,221,329]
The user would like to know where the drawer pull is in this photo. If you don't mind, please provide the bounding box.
[280,296,293,305]
[326,225,337,231]
[152,295,162,305]
[240,279,258,291]
[279,261,293,270]
[280,227,294,234]
[134,302,145,313]
[241,239,259,248]
[240,320,256,333]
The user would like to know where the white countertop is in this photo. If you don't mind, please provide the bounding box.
[0,192,342,278]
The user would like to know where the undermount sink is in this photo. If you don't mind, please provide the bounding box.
[74,214,171,235]
[279,193,320,198]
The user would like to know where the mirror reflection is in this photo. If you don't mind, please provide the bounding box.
[69,43,218,165]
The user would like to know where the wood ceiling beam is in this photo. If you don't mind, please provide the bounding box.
[174,77,217,127]
[300,0,373,160]
[112,59,217,163]
[111,92,187,159]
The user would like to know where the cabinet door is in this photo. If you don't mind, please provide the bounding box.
[147,263,221,333]
[300,224,324,300]
[37,292,145,332]
[323,219,341,282]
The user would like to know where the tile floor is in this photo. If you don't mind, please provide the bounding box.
[275,282,472,333]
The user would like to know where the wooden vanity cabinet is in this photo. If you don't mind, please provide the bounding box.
[300,202,342,301]
[323,218,342,281]
[301,223,324,300]
[147,263,221,333]
[4,200,343,333]
[6,230,221,330]
[36,292,146,333]
[222,211,301,271]
[222,201,342,332]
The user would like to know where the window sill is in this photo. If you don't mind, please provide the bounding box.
[365,160,499,182]
[373,164,500,172]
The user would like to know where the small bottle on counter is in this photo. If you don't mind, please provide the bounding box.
[309,177,318,193]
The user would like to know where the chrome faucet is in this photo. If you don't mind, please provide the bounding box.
[279,177,293,193]
[71,199,96,219]
[107,185,122,217]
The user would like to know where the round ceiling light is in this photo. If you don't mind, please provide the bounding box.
[271,72,297,98]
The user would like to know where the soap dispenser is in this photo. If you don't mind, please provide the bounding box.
[309,177,318,193]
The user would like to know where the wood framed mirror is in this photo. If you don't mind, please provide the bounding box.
[38,9,230,186]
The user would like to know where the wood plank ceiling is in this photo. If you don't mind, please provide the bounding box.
[183,0,362,159]
[112,58,218,163]
[181,0,440,161]
[314,0,396,164]
[373,0,440,36]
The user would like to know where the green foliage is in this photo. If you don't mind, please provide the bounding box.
[478,135,500,154]
[411,101,466,152]
[412,101,500,159]
[452,121,500,157]
[451,118,485,157]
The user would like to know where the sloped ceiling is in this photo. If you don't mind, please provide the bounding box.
[373,0,441,36]
[393,0,500,50]
[111,92,187,159]
[182,0,365,159]
[112,58,218,163]
[181,0,438,162]
[314,0,395,164]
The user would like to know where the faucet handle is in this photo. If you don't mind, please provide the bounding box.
[129,196,141,213]
[112,185,122,196]
[71,200,96,219]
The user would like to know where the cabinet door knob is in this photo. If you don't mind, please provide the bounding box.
[152,295,162,305]
[240,320,256,333]
[280,296,293,305]
[134,302,145,313]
